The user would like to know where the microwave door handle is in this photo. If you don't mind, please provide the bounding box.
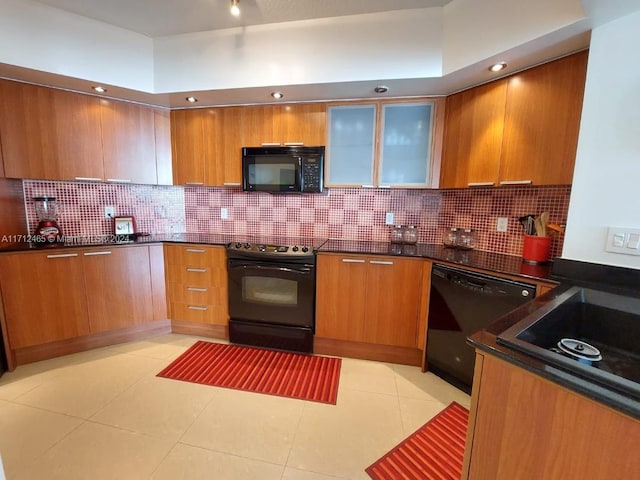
[297,156,304,191]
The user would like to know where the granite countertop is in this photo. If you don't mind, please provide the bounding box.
[318,239,554,282]
[0,234,554,282]
[467,284,640,419]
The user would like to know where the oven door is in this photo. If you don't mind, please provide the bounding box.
[227,259,315,329]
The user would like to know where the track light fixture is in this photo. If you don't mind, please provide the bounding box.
[230,0,240,17]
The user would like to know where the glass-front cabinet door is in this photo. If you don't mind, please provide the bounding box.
[380,102,433,187]
[326,100,437,188]
[326,105,376,186]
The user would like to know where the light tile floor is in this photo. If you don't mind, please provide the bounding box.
[0,334,470,480]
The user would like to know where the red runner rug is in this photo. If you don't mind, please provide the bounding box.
[157,341,341,404]
[366,402,469,480]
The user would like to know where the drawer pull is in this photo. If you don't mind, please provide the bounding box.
[74,177,102,182]
[186,248,206,253]
[369,260,393,265]
[342,258,366,263]
[499,180,532,185]
[467,182,495,187]
[83,251,112,256]
[106,178,132,183]
[185,182,204,186]
[188,305,208,311]
[187,287,208,292]
[187,268,207,273]
[46,253,78,259]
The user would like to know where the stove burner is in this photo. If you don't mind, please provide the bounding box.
[555,338,603,363]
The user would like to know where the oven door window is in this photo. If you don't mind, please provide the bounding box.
[243,276,298,306]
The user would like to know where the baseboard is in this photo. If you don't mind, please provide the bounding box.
[170,320,228,340]
[13,320,172,367]
[314,337,423,366]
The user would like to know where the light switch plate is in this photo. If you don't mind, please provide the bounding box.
[497,217,508,232]
[221,207,228,220]
[605,227,640,255]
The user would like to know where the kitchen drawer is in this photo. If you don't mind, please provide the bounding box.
[167,282,225,306]
[164,244,225,267]
[170,301,227,325]
[165,263,226,285]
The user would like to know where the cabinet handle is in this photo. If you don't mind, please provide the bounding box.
[378,185,391,189]
[188,305,208,311]
[467,182,495,187]
[369,260,394,265]
[187,268,207,273]
[106,178,132,183]
[185,182,204,186]
[361,185,375,188]
[187,287,208,292]
[342,258,365,263]
[499,180,532,185]
[283,142,304,146]
[186,248,206,253]
[260,142,281,146]
[223,182,241,186]
[74,177,102,182]
[46,253,78,259]
[83,251,112,256]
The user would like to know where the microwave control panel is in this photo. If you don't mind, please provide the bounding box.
[301,156,323,193]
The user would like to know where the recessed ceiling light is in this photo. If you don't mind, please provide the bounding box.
[92,86,107,93]
[230,0,240,17]
[271,91,284,100]
[489,62,507,72]
[374,85,389,94]
[186,96,198,103]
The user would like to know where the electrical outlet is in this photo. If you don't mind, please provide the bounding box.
[104,206,115,218]
[497,217,508,232]
[385,212,394,225]
[221,207,228,220]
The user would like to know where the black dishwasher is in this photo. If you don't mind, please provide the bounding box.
[426,264,536,393]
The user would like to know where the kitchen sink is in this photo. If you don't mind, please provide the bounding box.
[497,286,640,400]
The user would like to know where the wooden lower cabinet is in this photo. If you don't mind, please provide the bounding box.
[463,353,640,479]
[0,245,169,367]
[315,253,429,364]
[164,244,229,337]
[0,250,90,348]
[82,247,154,333]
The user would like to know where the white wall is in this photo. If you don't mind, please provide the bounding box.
[442,0,586,74]
[0,0,154,91]
[562,9,640,268]
[153,9,443,93]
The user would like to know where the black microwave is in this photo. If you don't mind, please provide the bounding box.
[242,146,324,193]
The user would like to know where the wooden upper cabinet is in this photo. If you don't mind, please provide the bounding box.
[0,80,104,181]
[279,103,327,146]
[202,108,223,186]
[440,80,507,188]
[441,51,588,188]
[499,51,588,186]
[154,108,173,185]
[101,100,157,184]
[171,109,207,185]
[0,130,4,177]
[219,106,243,186]
[242,105,281,146]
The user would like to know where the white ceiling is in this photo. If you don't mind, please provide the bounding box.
[32,0,451,37]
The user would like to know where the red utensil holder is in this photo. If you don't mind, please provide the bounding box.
[522,235,551,264]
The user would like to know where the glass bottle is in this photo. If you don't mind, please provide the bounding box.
[402,225,418,244]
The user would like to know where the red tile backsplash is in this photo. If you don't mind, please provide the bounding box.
[21,180,570,258]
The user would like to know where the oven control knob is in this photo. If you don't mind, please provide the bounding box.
[235,243,242,249]
[292,246,299,252]
[244,243,251,249]
[302,246,309,252]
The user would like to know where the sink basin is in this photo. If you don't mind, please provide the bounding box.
[497,286,640,400]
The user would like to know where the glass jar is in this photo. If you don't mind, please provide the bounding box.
[402,225,418,244]
[390,225,404,244]
[457,228,477,250]
[443,227,459,248]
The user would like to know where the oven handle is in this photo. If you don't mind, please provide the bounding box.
[229,262,313,275]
